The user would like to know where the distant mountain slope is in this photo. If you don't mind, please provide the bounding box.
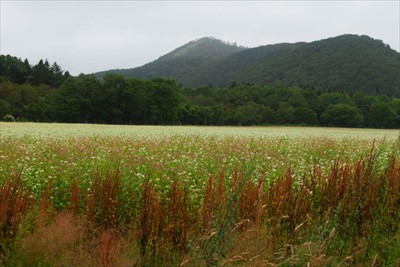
[159,37,244,60]
[95,37,244,81]
[95,35,400,96]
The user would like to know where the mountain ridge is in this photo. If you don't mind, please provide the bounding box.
[95,34,400,96]
[158,36,245,61]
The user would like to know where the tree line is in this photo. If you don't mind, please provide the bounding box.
[0,55,399,128]
[181,82,399,128]
[0,55,70,87]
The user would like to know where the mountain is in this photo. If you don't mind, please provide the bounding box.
[158,37,244,60]
[95,37,244,82]
[95,35,400,96]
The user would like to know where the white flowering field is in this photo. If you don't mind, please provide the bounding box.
[1,123,397,200]
[1,122,399,266]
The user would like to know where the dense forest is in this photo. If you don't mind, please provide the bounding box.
[97,35,400,97]
[0,55,71,87]
[1,54,399,128]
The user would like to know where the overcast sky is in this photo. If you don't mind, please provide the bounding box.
[1,1,399,75]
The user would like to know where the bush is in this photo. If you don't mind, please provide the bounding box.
[2,115,15,122]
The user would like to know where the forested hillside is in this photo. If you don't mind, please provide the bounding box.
[95,37,244,81]
[96,35,400,96]
[1,56,399,128]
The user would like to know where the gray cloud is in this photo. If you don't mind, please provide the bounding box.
[1,1,399,75]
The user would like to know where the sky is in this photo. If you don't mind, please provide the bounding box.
[1,1,399,75]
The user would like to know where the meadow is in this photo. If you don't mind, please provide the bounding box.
[1,123,399,266]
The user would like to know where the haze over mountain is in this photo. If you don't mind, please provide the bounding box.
[95,35,400,96]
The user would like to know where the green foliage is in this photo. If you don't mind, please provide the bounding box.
[47,74,183,124]
[367,101,398,128]
[20,101,52,122]
[2,71,399,127]
[276,102,295,125]
[1,51,399,128]
[2,114,15,122]
[183,84,399,128]
[293,107,319,125]
[0,55,69,87]
[148,78,182,124]
[97,34,400,97]
[0,55,31,84]
[0,99,12,118]
[52,74,102,123]
[320,104,364,127]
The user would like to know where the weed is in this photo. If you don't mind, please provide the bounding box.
[0,170,31,258]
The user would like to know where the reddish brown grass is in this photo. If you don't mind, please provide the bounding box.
[2,147,399,266]
[0,170,31,256]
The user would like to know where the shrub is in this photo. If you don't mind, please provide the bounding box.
[2,114,15,122]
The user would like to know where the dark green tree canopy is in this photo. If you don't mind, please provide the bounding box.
[321,104,363,127]
[0,54,69,87]
[0,99,12,118]
[1,53,399,128]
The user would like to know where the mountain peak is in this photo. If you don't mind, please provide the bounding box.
[158,37,245,61]
[95,34,399,96]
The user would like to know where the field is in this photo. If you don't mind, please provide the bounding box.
[1,122,399,266]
